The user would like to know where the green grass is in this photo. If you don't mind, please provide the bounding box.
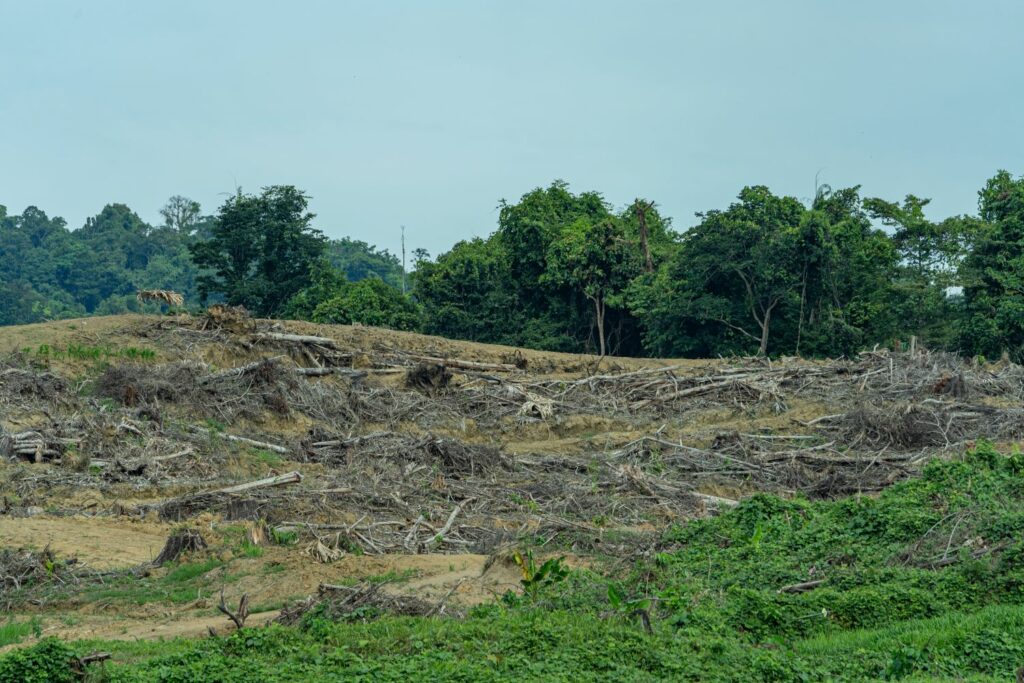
[164,558,224,583]
[0,619,39,648]
[25,557,231,608]
[28,343,156,362]
[8,441,1024,681]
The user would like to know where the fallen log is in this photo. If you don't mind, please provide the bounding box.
[255,332,338,349]
[631,379,742,409]
[777,579,825,594]
[296,367,404,377]
[223,434,289,454]
[215,471,303,495]
[406,355,518,373]
[691,492,739,508]
[425,497,475,550]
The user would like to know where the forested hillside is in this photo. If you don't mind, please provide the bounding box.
[0,196,403,326]
[3,170,1024,361]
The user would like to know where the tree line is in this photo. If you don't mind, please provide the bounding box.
[3,171,1024,360]
[0,194,403,326]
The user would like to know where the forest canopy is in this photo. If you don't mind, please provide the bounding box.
[2,171,1023,360]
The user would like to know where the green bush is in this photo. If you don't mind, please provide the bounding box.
[0,638,77,683]
[311,278,419,331]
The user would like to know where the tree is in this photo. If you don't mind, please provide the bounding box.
[632,199,655,273]
[683,187,804,355]
[959,170,1024,359]
[189,186,325,316]
[312,278,420,330]
[864,193,972,348]
[325,237,403,289]
[544,218,639,357]
[160,195,202,234]
[413,237,520,345]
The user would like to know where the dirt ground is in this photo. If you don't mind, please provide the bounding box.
[1,313,1019,644]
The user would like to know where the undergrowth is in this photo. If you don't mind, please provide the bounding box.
[7,441,1024,681]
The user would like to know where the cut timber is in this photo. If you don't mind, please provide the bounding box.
[296,367,404,377]
[256,332,338,349]
[425,497,475,550]
[223,434,289,454]
[691,492,739,508]
[215,470,303,495]
[407,355,518,373]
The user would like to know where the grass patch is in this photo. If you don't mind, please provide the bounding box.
[28,343,156,362]
[164,558,224,583]
[0,619,39,648]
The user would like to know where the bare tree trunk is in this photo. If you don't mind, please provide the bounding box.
[796,265,807,357]
[759,306,773,356]
[634,201,655,273]
[594,297,607,357]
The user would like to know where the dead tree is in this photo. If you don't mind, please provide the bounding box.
[633,199,655,273]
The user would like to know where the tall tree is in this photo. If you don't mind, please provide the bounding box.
[864,193,972,348]
[190,186,325,316]
[544,217,639,357]
[160,195,202,234]
[959,170,1024,359]
[690,187,804,355]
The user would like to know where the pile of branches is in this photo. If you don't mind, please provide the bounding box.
[303,432,510,477]
[613,432,918,498]
[0,354,70,406]
[276,581,446,626]
[97,357,299,420]
[821,401,1024,450]
[0,547,78,609]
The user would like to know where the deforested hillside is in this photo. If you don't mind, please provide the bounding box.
[2,313,1024,680]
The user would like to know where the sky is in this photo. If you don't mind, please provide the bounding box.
[1,0,1022,259]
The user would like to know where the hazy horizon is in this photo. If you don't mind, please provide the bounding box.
[2,0,1022,257]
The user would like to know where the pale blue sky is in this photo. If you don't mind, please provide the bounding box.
[1,1,1022,258]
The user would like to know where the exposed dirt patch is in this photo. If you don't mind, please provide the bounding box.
[0,517,171,569]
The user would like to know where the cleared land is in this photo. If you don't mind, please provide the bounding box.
[1,314,1023,680]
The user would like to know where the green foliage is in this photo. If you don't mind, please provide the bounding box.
[509,550,570,600]
[0,638,76,683]
[326,238,404,289]
[544,217,641,356]
[415,182,666,355]
[960,170,1024,360]
[311,278,419,331]
[189,186,326,316]
[414,237,522,345]
[270,528,299,546]
[31,343,155,362]
[631,185,900,358]
[0,618,41,648]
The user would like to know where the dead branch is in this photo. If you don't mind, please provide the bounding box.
[218,589,250,630]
